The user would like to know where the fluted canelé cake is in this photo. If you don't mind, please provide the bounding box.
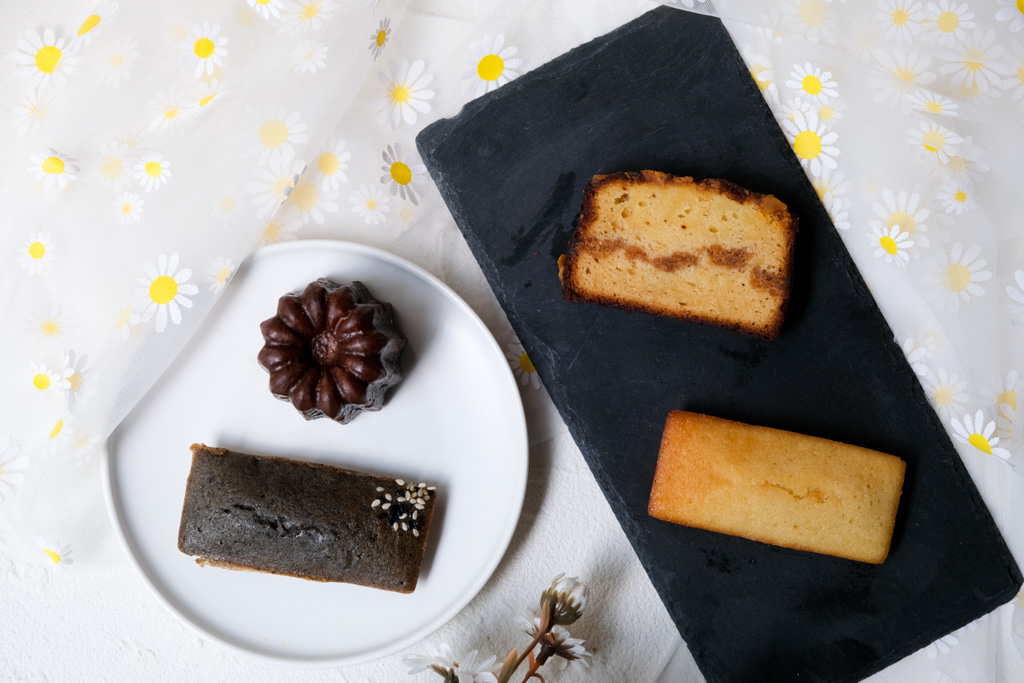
[560,171,797,339]
[648,412,906,564]
[178,445,436,593]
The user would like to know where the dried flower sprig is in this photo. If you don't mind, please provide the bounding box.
[403,574,591,683]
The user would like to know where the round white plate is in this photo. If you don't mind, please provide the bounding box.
[104,240,528,666]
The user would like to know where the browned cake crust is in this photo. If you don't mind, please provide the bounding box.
[560,171,798,339]
[178,444,436,593]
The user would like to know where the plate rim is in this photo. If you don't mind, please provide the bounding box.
[102,238,529,667]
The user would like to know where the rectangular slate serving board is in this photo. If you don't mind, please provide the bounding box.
[416,8,1022,683]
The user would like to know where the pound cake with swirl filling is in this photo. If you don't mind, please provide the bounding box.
[560,171,797,339]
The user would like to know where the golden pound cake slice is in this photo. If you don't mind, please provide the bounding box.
[560,171,797,339]
[648,412,906,564]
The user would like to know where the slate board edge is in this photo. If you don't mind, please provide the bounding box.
[417,7,1023,682]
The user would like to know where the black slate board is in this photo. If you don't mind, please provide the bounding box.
[416,8,1022,683]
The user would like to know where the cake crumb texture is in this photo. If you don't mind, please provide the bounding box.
[648,412,905,564]
[561,171,797,339]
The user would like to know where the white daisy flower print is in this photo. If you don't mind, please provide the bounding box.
[147,86,195,130]
[282,0,335,33]
[995,0,1024,32]
[248,0,285,20]
[350,183,390,225]
[96,36,139,87]
[195,79,224,110]
[741,46,777,103]
[243,106,308,167]
[869,225,914,267]
[204,257,236,293]
[213,188,243,225]
[897,335,932,376]
[133,253,199,333]
[20,232,55,274]
[10,88,56,136]
[245,157,303,217]
[376,59,434,129]
[0,436,27,504]
[784,0,838,43]
[1002,42,1024,105]
[870,188,930,250]
[28,362,60,392]
[182,22,227,78]
[294,41,328,73]
[115,192,144,225]
[940,139,989,186]
[923,243,991,311]
[876,0,924,46]
[369,18,391,60]
[759,8,799,44]
[463,34,524,97]
[922,1,975,46]
[113,304,141,341]
[906,90,958,116]
[63,351,94,409]
[72,1,116,47]
[985,370,1018,444]
[284,177,339,224]
[939,30,1008,96]
[259,205,304,245]
[505,339,541,389]
[381,143,427,205]
[1008,269,1024,327]
[30,150,79,192]
[821,192,850,231]
[37,305,81,340]
[846,19,881,62]
[98,142,132,188]
[35,537,74,568]
[870,51,935,109]
[8,28,80,89]
[937,182,974,215]
[780,98,813,125]
[782,110,839,177]
[811,166,850,209]
[313,138,349,190]
[786,62,838,103]
[134,153,172,192]
[69,428,101,465]
[951,410,1011,460]
[908,121,961,165]
[923,368,969,421]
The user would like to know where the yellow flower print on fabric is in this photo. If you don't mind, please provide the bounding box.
[349,183,390,226]
[133,253,199,333]
[921,1,976,46]
[870,188,930,250]
[27,362,60,392]
[786,62,838,104]
[462,34,523,97]
[376,59,435,129]
[62,351,95,410]
[937,182,975,215]
[782,109,839,177]
[134,153,172,192]
[868,225,914,267]
[314,137,350,191]
[30,150,78,192]
[923,368,970,421]
[380,142,427,205]
[245,158,304,217]
[204,257,236,294]
[938,29,1009,97]
[243,106,309,167]
[34,537,74,568]
[369,18,391,60]
[282,0,335,33]
[10,88,56,136]
[8,28,80,89]
[258,205,304,245]
[908,121,962,165]
[36,305,81,341]
[923,243,991,311]
[20,232,55,275]
[147,87,195,130]
[876,0,925,46]
[113,304,141,342]
[247,0,285,21]
[505,339,541,390]
[115,192,144,225]
[181,22,227,78]
[294,41,328,73]
[96,36,139,88]
[284,175,339,225]
[995,0,1024,32]
[951,410,1011,460]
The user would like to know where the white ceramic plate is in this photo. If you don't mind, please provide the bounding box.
[104,240,528,666]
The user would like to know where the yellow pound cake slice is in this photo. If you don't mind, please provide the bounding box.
[560,171,797,339]
[648,411,906,564]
